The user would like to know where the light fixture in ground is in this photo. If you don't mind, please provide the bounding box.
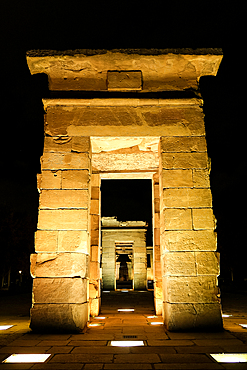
[94,316,106,320]
[3,354,51,363]
[88,323,104,327]
[110,341,144,347]
[103,291,110,293]
[150,322,163,325]
[121,290,129,293]
[240,324,247,329]
[147,315,158,319]
[0,325,14,330]
[118,308,134,312]
[222,314,232,317]
[210,354,247,363]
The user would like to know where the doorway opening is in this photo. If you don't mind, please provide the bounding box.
[116,243,133,290]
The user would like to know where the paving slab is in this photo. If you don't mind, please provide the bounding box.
[49,353,114,363]
[113,353,161,363]
[147,339,195,346]
[154,364,224,369]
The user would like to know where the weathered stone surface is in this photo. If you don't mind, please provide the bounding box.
[41,152,90,170]
[162,169,193,188]
[90,199,99,215]
[163,208,192,230]
[39,189,89,209]
[192,169,210,188]
[192,208,216,230]
[196,252,220,275]
[35,230,58,252]
[62,170,89,189]
[38,209,88,230]
[40,170,62,189]
[163,275,219,303]
[90,297,101,317]
[162,252,196,276]
[32,278,88,303]
[163,302,222,331]
[91,245,100,262]
[44,136,72,152]
[161,230,217,252]
[71,137,91,153]
[30,302,88,332]
[90,261,100,280]
[58,230,89,253]
[160,136,207,153]
[107,71,142,90]
[31,253,88,278]
[162,188,212,208]
[161,152,208,169]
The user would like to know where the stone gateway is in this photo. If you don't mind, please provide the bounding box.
[27,49,223,332]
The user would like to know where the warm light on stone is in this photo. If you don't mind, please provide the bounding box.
[26,48,223,332]
[110,341,144,347]
[210,354,247,363]
[3,354,51,363]
[0,325,13,330]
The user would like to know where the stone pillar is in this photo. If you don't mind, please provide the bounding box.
[159,134,223,331]
[153,172,163,315]
[30,135,91,332]
[89,173,101,316]
[133,234,147,291]
[101,231,115,290]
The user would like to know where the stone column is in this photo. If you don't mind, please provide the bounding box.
[30,135,91,332]
[89,173,101,316]
[133,232,147,290]
[159,134,222,331]
[101,231,116,290]
[153,172,163,315]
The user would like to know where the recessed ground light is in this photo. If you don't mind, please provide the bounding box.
[110,341,144,347]
[103,291,110,293]
[0,325,14,330]
[121,290,129,293]
[3,354,51,363]
[88,323,104,327]
[150,322,163,325]
[222,314,232,317]
[210,354,247,363]
[94,316,106,320]
[240,324,247,329]
[147,315,158,319]
[118,308,134,312]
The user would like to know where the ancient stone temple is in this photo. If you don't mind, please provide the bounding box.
[27,48,223,332]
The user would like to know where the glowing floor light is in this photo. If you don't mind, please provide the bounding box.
[3,354,51,363]
[240,324,247,329]
[88,323,104,327]
[118,308,134,312]
[110,341,144,347]
[150,322,163,325]
[121,290,129,293]
[94,316,106,320]
[222,314,232,317]
[147,315,158,319]
[0,325,13,330]
[210,354,247,363]
[103,291,110,293]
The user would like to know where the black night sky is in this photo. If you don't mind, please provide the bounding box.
[0,1,245,289]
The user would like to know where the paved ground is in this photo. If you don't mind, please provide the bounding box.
[0,289,247,369]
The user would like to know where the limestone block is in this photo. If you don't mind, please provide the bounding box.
[38,209,89,230]
[154,213,160,228]
[154,198,160,213]
[107,71,142,90]
[163,275,219,304]
[154,260,161,277]
[154,298,163,316]
[41,152,90,170]
[91,186,99,200]
[44,136,72,152]
[161,230,217,252]
[91,245,100,262]
[31,253,88,278]
[91,215,99,231]
[161,152,208,169]
[154,228,160,245]
[90,297,101,317]
[162,169,193,188]
[154,183,159,199]
[160,136,207,153]
[90,261,100,280]
[58,230,89,253]
[163,209,192,230]
[32,277,88,303]
[164,302,222,331]
[89,280,100,299]
[162,252,196,276]
[192,208,216,230]
[192,169,210,188]
[35,230,58,252]
[196,251,220,275]
[162,188,212,208]
[91,173,100,187]
[39,190,89,209]
[30,302,88,332]
[62,170,89,189]
[40,170,62,189]
[91,229,100,245]
[91,199,100,215]
[71,137,91,153]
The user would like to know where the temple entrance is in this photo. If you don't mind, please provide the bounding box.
[115,244,133,290]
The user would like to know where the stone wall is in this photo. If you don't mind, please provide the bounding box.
[30,136,91,332]
[159,132,222,330]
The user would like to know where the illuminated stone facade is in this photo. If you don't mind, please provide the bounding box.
[27,49,223,332]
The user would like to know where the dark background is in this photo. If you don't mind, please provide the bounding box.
[0,1,245,290]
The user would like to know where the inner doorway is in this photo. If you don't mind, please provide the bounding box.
[115,244,133,290]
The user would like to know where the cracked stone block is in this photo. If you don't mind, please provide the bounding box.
[161,152,208,169]
[107,71,142,91]
[30,302,88,333]
[32,278,88,304]
[61,170,90,189]
[196,251,220,275]
[39,170,62,189]
[41,152,90,170]
[30,253,88,278]
[160,136,207,153]
[58,230,89,253]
